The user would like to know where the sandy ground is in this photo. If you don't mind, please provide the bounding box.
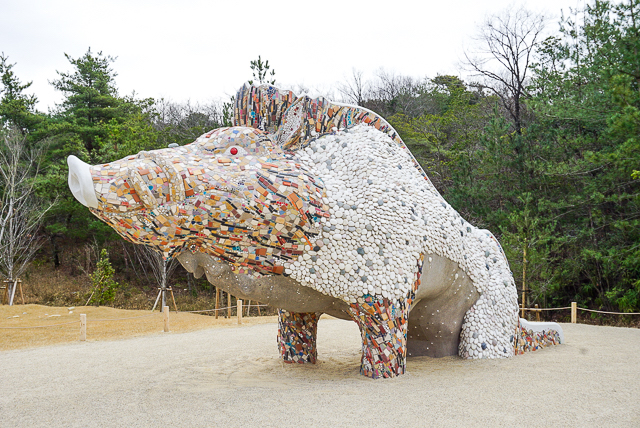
[1,318,639,427]
[0,305,277,351]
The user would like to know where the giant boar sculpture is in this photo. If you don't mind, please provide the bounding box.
[68,84,562,378]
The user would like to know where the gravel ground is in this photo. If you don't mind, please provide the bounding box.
[1,318,639,427]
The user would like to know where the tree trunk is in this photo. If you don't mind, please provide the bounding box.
[51,235,60,268]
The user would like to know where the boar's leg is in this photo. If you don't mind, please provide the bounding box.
[348,297,410,379]
[277,310,320,364]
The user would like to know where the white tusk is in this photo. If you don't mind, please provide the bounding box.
[67,155,99,208]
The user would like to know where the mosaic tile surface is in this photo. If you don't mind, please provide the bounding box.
[277,310,318,364]
[69,83,544,379]
[348,297,409,378]
[234,84,296,136]
[89,126,329,277]
[346,255,421,377]
[233,83,438,194]
[513,322,563,355]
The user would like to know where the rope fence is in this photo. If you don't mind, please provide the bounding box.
[577,308,640,316]
[522,302,640,322]
[181,303,268,314]
[3,300,637,338]
[524,306,572,311]
[88,313,160,322]
[0,299,270,340]
[0,320,79,329]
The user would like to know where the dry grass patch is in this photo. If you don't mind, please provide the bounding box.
[0,304,278,351]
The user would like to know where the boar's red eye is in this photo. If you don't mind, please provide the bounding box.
[230,147,238,155]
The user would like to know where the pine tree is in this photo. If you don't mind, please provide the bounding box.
[0,53,42,133]
[50,48,123,155]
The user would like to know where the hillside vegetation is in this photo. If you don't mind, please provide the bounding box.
[1,1,639,317]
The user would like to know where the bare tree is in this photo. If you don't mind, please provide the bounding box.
[154,99,225,146]
[287,82,338,101]
[0,128,54,304]
[371,69,416,103]
[365,69,429,118]
[337,69,370,106]
[131,244,178,311]
[464,6,546,135]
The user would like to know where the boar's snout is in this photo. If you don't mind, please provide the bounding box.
[67,155,99,208]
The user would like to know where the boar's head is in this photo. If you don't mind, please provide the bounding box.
[67,126,330,276]
[69,83,411,278]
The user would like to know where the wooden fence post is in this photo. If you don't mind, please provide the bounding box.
[571,302,577,323]
[1,280,8,305]
[535,304,540,322]
[18,279,24,305]
[237,299,243,325]
[215,288,220,319]
[163,306,170,332]
[80,314,86,341]
[169,287,178,312]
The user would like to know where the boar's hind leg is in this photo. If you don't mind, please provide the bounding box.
[277,310,319,364]
[349,297,409,379]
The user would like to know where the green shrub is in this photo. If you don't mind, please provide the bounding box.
[88,249,120,306]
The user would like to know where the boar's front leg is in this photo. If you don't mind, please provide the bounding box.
[277,310,319,364]
[349,297,410,379]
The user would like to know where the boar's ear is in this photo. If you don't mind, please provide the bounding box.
[128,168,158,209]
[233,83,297,137]
[275,96,308,149]
[275,94,404,151]
[150,153,186,202]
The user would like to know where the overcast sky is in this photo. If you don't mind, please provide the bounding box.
[1,0,586,111]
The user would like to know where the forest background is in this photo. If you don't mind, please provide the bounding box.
[1,1,639,318]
